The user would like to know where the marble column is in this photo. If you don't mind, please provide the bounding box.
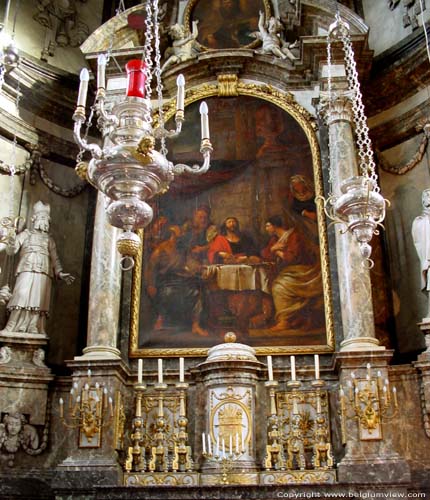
[76,192,121,360]
[319,90,383,352]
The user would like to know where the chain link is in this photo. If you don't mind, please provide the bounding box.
[327,15,378,191]
[326,35,334,194]
[153,0,167,156]
[9,80,21,217]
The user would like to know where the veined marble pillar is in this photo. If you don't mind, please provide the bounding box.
[77,192,121,360]
[320,91,383,352]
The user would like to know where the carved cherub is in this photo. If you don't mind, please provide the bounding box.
[251,11,298,62]
[0,412,39,454]
[161,21,200,73]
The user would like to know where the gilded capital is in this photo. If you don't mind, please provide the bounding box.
[318,90,354,125]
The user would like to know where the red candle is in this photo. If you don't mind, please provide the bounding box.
[125,60,147,98]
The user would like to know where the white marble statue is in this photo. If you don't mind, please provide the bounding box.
[252,11,298,61]
[161,21,200,73]
[0,201,74,335]
[412,188,430,322]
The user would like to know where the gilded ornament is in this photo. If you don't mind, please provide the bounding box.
[75,161,88,181]
[116,233,141,258]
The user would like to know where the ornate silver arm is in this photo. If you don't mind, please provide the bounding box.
[73,108,103,159]
[153,111,184,140]
[172,139,212,175]
[96,91,119,128]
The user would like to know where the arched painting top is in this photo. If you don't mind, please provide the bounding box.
[129,81,335,358]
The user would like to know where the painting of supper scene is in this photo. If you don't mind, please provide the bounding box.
[136,95,331,352]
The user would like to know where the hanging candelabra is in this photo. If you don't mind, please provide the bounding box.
[73,0,212,270]
[317,13,388,265]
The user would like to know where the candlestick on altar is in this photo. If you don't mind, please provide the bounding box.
[202,432,207,454]
[290,355,296,381]
[314,354,320,380]
[138,359,143,384]
[267,355,273,381]
[179,357,184,383]
[207,434,212,455]
[158,358,163,385]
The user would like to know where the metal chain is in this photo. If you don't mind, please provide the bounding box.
[338,23,378,190]
[9,80,20,217]
[142,0,154,127]
[153,0,167,156]
[326,34,334,195]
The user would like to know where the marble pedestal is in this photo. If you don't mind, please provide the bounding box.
[0,331,53,425]
[413,322,430,440]
[335,351,410,484]
[54,358,129,489]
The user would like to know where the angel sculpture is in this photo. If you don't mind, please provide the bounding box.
[251,11,298,62]
[161,21,200,73]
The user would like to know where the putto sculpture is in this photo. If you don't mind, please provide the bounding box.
[412,188,430,323]
[0,201,74,335]
[252,11,298,61]
[161,21,200,73]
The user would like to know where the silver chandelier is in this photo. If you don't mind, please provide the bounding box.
[73,0,212,270]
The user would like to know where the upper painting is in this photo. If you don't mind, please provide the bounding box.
[186,0,271,49]
[131,94,333,356]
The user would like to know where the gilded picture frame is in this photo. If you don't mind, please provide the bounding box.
[129,79,334,358]
[183,0,272,51]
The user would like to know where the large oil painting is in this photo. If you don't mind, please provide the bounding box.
[133,94,333,356]
[187,0,270,50]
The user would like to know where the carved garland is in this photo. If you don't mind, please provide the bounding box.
[377,120,430,176]
[0,144,87,198]
[130,79,334,358]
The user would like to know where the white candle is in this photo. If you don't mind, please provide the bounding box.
[316,395,321,414]
[176,74,185,110]
[222,438,226,457]
[314,354,320,380]
[97,53,106,89]
[229,434,232,454]
[202,432,207,454]
[235,433,239,453]
[241,433,244,452]
[158,358,163,384]
[138,359,143,384]
[77,68,89,107]
[179,357,184,383]
[267,355,273,381]
[290,355,296,381]
[207,434,212,455]
[216,434,220,456]
[199,101,210,139]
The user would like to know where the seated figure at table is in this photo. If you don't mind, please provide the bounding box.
[262,215,323,331]
[208,217,260,264]
[147,224,209,337]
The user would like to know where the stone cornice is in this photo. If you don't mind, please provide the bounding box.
[364,26,430,117]
[0,107,78,166]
